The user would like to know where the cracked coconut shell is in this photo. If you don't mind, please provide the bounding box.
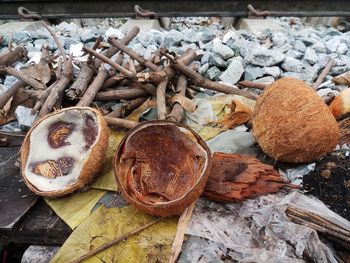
[114,121,211,217]
[21,107,109,197]
[252,77,339,163]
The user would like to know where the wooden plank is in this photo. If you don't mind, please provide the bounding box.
[0,146,38,230]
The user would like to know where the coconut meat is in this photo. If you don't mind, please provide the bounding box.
[24,109,100,192]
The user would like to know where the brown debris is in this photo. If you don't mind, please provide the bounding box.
[203,152,298,202]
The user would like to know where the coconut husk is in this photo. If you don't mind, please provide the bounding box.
[114,121,211,217]
[203,152,298,202]
[20,107,109,197]
[252,77,339,163]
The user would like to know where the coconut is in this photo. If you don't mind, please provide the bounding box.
[252,77,339,163]
[114,121,211,217]
[21,107,109,197]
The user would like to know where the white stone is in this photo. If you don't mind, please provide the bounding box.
[237,19,282,35]
[120,19,161,32]
[219,57,244,84]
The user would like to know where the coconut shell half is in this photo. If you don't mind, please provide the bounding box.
[114,121,211,217]
[252,77,339,163]
[21,107,109,197]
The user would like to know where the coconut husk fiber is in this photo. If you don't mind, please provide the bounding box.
[252,77,339,163]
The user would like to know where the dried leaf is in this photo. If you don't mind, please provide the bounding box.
[203,152,297,202]
[333,71,350,85]
[92,129,125,191]
[216,99,253,129]
[23,63,52,85]
[45,189,106,229]
[51,205,177,263]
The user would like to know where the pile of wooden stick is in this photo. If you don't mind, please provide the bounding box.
[0,22,257,128]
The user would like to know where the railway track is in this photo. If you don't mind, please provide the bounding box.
[0,0,350,19]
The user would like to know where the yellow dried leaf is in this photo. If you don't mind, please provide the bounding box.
[45,188,106,229]
[50,205,177,263]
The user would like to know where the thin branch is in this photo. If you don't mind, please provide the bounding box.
[161,50,257,100]
[70,218,162,263]
[3,66,46,90]
[83,46,136,79]
[42,21,66,61]
[312,59,335,90]
[104,116,139,130]
[108,37,162,72]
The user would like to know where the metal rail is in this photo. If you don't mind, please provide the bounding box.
[0,0,350,19]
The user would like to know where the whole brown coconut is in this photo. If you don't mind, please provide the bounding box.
[21,107,109,197]
[252,77,339,163]
[114,121,211,217]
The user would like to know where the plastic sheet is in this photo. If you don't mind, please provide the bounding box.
[187,191,348,263]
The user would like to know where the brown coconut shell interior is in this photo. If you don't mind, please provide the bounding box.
[20,107,109,197]
[114,121,211,217]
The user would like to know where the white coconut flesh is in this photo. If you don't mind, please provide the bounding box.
[24,109,100,192]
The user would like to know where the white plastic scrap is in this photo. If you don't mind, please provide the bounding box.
[187,191,349,263]
[279,163,315,185]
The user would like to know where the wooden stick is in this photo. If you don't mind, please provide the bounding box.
[104,116,139,130]
[42,22,66,61]
[286,213,350,244]
[105,104,123,118]
[108,37,162,72]
[76,64,109,107]
[97,26,140,68]
[287,207,350,237]
[238,80,269,90]
[39,55,73,115]
[0,46,28,67]
[312,59,335,90]
[0,80,26,109]
[87,36,103,63]
[157,78,168,119]
[83,46,136,79]
[161,51,257,100]
[166,74,187,122]
[122,97,148,112]
[3,66,46,90]
[66,63,95,100]
[95,88,148,101]
[169,202,195,263]
[70,217,161,263]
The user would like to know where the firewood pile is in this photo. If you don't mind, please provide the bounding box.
[0,23,257,129]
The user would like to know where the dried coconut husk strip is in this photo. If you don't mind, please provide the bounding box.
[203,152,298,202]
[168,202,195,263]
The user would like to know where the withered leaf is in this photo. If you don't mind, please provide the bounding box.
[216,99,253,129]
[23,63,52,85]
[203,152,298,202]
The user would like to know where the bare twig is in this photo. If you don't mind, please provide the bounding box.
[95,88,149,101]
[83,46,136,79]
[238,80,269,90]
[104,116,139,130]
[0,46,28,67]
[0,80,26,109]
[87,36,103,63]
[42,21,66,61]
[3,66,46,90]
[169,202,195,263]
[39,55,73,115]
[312,59,335,90]
[70,218,162,263]
[166,74,187,122]
[157,77,168,119]
[108,37,162,72]
[161,50,257,100]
